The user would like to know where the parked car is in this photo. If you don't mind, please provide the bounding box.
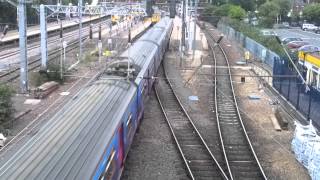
[273,23,289,29]
[290,22,300,27]
[302,23,319,31]
[282,22,290,28]
[286,41,309,50]
[261,29,277,36]
[282,37,303,44]
[298,45,320,53]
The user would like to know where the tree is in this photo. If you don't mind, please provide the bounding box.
[203,5,217,16]
[229,5,246,20]
[233,0,254,11]
[303,3,320,25]
[274,0,291,22]
[210,0,226,6]
[207,4,246,20]
[214,4,232,17]
[258,1,280,27]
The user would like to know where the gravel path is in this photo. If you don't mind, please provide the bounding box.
[121,91,188,180]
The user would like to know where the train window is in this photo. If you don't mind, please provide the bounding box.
[317,74,320,89]
[99,150,116,180]
[312,71,317,86]
[126,114,133,138]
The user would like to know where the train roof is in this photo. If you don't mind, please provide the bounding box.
[121,17,172,67]
[0,77,135,180]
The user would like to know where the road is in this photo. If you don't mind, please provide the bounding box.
[274,28,320,47]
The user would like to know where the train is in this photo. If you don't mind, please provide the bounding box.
[111,15,122,24]
[298,51,320,91]
[112,13,161,25]
[0,17,173,180]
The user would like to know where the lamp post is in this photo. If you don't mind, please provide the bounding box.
[276,36,310,92]
[127,43,131,80]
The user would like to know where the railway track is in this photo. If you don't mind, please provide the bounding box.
[0,36,85,82]
[0,20,110,60]
[0,20,143,83]
[155,65,229,180]
[0,22,148,161]
[0,16,108,51]
[204,26,267,180]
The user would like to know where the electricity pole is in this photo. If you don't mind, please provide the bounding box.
[78,0,83,60]
[18,0,28,93]
[181,0,186,50]
[192,0,197,58]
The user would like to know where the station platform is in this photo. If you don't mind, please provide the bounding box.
[1,15,102,43]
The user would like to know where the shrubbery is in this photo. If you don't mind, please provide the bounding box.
[204,4,246,20]
[30,64,65,87]
[0,84,14,131]
[221,17,285,56]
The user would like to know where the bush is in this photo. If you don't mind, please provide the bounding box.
[30,63,65,87]
[229,5,246,20]
[205,4,246,20]
[0,84,14,130]
[221,18,285,56]
[30,71,49,87]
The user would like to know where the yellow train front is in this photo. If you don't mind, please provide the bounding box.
[111,15,122,25]
[298,51,320,90]
[151,13,161,24]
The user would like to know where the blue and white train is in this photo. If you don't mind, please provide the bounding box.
[0,17,173,180]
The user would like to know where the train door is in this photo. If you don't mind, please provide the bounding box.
[118,124,124,167]
[147,70,150,94]
[98,149,117,180]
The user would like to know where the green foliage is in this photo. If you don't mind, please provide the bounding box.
[30,71,49,87]
[258,1,280,28]
[47,63,65,83]
[222,18,284,56]
[0,84,14,129]
[303,3,320,25]
[210,0,226,6]
[30,63,65,86]
[205,4,246,20]
[274,0,291,20]
[214,4,232,17]
[203,5,217,16]
[229,5,246,20]
[229,0,255,11]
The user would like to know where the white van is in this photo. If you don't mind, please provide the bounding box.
[0,133,6,147]
[302,23,319,31]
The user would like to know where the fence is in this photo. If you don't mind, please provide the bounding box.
[217,23,279,69]
[217,22,320,128]
[273,57,320,128]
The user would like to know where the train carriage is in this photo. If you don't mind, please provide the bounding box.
[0,17,173,180]
[298,51,320,90]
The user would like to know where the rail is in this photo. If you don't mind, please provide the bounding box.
[204,26,267,180]
[154,64,229,180]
